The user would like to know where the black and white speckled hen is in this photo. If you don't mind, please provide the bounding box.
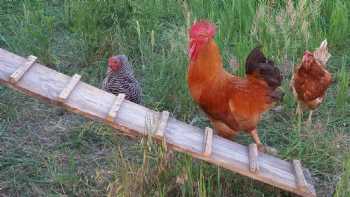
[102,55,142,104]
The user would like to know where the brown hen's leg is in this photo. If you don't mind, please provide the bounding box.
[209,119,238,139]
[305,97,322,126]
[295,102,302,117]
[306,110,313,126]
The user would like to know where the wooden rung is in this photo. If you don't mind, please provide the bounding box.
[248,143,259,173]
[293,160,308,191]
[9,55,37,83]
[58,74,81,102]
[106,93,125,122]
[202,127,213,157]
[155,111,169,137]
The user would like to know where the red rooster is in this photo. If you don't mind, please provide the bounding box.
[187,21,283,152]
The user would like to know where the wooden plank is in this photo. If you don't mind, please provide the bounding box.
[9,55,37,83]
[293,160,308,192]
[0,48,316,197]
[248,143,259,173]
[58,74,81,102]
[106,93,125,122]
[155,111,169,137]
[202,127,213,157]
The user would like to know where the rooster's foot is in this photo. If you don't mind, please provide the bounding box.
[257,144,278,156]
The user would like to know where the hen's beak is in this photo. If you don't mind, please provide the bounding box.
[302,51,313,62]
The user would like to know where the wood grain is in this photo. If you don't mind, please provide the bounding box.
[248,143,259,173]
[107,93,125,122]
[202,127,213,157]
[293,160,308,192]
[0,48,316,197]
[155,111,169,137]
[58,74,81,102]
[9,55,37,83]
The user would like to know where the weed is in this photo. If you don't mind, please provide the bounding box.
[336,58,350,112]
[334,155,350,197]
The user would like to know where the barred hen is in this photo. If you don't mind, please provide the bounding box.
[102,55,142,104]
[290,40,332,124]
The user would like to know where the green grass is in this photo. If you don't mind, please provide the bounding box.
[0,0,349,196]
[335,155,350,197]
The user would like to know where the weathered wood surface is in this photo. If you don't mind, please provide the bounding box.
[107,93,125,123]
[293,160,309,192]
[0,48,316,197]
[248,143,259,173]
[58,73,81,102]
[9,55,37,83]
[155,111,170,137]
[202,127,213,157]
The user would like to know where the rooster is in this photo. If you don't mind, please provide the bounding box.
[290,40,332,124]
[102,55,142,104]
[187,21,283,152]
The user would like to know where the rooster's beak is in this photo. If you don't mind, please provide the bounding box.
[189,40,197,59]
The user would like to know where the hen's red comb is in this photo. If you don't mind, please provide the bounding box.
[189,20,216,39]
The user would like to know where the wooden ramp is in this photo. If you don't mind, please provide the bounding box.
[0,48,316,197]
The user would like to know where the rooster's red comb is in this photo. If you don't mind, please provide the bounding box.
[189,20,216,39]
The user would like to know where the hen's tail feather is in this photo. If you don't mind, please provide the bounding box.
[313,39,331,66]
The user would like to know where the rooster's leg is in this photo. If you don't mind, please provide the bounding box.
[250,129,278,155]
[250,129,262,148]
[209,118,238,139]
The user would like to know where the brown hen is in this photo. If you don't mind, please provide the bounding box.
[290,40,332,124]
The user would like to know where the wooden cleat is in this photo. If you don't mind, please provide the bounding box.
[9,55,37,83]
[106,93,125,122]
[155,111,169,137]
[248,143,259,173]
[293,160,309,192]
[58,74,81,102]
[203,127,213,157]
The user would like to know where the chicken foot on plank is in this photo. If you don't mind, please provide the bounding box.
[250,129,263,150]
[250,129,278,155]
